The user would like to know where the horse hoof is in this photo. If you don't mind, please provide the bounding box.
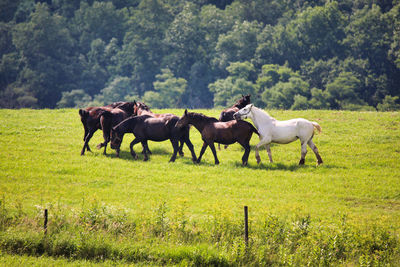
[242,162,248,166]
[299,159,305,165]
[215,161,220,165]
[96,143,102,149]
[179,152,184,157]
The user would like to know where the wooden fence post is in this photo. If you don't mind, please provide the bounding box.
[244,206,249,247]
[44,209,48,234]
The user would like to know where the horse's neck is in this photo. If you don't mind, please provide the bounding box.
[189,115,214,132]
[120,117,137,133]
[251,108,275,129]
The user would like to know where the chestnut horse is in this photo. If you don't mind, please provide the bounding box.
[218,94,251,149]
[110,115,197,162]
[79,102,135,155]
[176,110,258,165]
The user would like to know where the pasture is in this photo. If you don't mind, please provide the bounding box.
[0,108,399,266]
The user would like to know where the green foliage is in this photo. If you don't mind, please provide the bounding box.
[377,95,400,111]
[143,68,187,108]
[56,90,92,108]
[209,61,257,107]
[0,0,400,110]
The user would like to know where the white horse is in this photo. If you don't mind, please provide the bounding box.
[233,104,323,165]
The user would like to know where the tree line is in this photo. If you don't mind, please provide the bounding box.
[1,0,399,110]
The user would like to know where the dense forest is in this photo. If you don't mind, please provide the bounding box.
[0,0,399,110]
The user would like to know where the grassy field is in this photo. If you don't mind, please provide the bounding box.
[0,108,399,266]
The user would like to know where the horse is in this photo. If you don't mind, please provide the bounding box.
[110,115,197,162]
[218,94,251,150]
[175,110,259,166]
[233,104,323,165]
[133,101,186,156]
[79,102,135,155]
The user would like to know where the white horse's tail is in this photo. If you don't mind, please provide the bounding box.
[312,122,322,133]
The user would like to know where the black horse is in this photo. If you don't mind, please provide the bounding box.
[79,102,135,156]
[110,115,197,162]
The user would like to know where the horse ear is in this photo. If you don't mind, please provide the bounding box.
[184,109,188,115]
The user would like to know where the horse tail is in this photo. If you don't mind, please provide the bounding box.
[312,122,322,133]
[79,109,89,120]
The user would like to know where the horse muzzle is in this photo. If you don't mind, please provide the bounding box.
[233,113,241,120]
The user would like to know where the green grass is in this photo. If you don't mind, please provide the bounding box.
[0,108,400,265]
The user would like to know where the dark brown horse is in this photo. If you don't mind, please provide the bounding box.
[79,102,135,155]
[133,101,186,156]
[110,115,197,162]
[176,110,258,165]
[218,94,251,149]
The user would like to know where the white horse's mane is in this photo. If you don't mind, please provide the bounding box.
[250,105,275,121]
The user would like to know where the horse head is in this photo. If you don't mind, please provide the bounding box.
[233,104,253,120]
[235,94,251,108]
[176,109,189,128]
[110,126,123,149]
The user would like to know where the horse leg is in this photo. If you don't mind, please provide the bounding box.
[184,137,197,162]
[239,142,251,166]
[129,138,141,160]
[178,140,184,157]
[266,144,273,163]
[141,141,150,161]
[169,139,179,162]
[197,142,208,164]
[308,139,323,165]
[255,138,270,164]
[81,130,95,155]
[208,142,219,165]
[141,141,151,155]
[299,141,308,165]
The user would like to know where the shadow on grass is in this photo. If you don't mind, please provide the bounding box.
[233,161,342,171]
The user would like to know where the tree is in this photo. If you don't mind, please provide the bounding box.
[262,77,310,109]
[11,3,76,107]
[377,95,400,111]
[142,68,187,108]
[94,76,137,105]
[209,61,257,107]
[56,89,92,108]
[325,71,365,109]
[214,20,262,73]
[163,3,203,79]
[72,1,127,53]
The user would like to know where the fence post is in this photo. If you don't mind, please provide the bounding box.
[244,206,249,247]
[44,209,48,234]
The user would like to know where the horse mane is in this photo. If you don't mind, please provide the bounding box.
[251,105,275,121]
[188,112,219,123]
[137,101,151,111]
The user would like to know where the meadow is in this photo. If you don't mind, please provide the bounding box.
[0,108,399,266]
